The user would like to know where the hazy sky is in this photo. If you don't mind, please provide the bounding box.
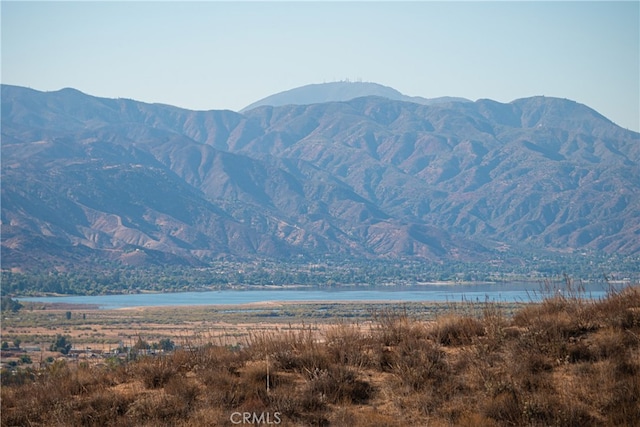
[2,1,639,131]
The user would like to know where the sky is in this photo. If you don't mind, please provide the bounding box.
[2,1,639,132]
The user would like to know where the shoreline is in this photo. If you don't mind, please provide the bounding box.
[10,280,531,299]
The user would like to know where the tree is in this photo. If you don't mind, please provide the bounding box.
[65,311,72,320]
[158,338,175,352]
[133,336,150,351]
[1,296,23,313]
[50,335,72,355]
[13,338,21,349]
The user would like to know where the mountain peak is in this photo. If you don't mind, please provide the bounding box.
[240,81,470,112]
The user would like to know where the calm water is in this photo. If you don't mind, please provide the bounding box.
[18,282,616,309]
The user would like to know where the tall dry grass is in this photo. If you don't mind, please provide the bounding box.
[2,284,638,426]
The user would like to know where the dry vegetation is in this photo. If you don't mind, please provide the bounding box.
[1,301,501,352]
[2,286,639,426]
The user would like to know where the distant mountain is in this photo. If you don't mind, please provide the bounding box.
[2,84,638,269]
[240,81,470,112]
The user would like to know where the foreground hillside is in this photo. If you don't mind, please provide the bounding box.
[2,286,638,426]
[2,84,639,268]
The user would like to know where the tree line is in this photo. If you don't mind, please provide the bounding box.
[1,252,637,297]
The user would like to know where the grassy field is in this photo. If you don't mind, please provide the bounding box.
[1,286,639,426]
[0,300,523,351]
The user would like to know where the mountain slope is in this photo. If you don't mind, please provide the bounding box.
[237,96,639,253]
[2,84,638,269]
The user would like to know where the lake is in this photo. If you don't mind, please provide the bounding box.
[17,281,618,309]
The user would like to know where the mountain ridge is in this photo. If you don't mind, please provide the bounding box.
[2,84,638,269]
[240,81,471,112]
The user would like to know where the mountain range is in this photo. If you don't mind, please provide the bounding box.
[1,83,639,269]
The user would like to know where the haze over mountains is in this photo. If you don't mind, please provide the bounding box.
[1,83,638,269]
[240,81,471,112]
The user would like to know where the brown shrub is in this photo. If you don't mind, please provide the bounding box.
[456,412,500,427]
[325,323,373,368]
[483,388,521,425]
[174,407,227,427]
[391,338,449,391]
[248,327,330,374]
[586,286,640,330]
[188,344,247,373]
[238,360,283,408]
[305,365,373,405]
[134,356,176,389]
[372,310,427,347]
[329,406,399,427]
[202,368,243,407]
[428,315,485,346]
[76,390,134,426]
[520,394,599,427]
[126,392,190,424]
[601,349,640,424]
[164,375,200,407]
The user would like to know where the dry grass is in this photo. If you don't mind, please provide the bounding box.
[2,285,639,426]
